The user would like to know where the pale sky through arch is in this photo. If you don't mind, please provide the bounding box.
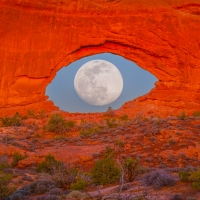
[46,53,157,113]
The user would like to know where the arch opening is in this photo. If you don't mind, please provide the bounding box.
[46,53,157,113]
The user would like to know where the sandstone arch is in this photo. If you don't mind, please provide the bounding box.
[0,0,200,116]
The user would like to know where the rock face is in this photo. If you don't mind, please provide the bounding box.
[0,0,200,116]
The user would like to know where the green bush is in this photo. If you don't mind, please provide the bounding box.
[53,135,66,141]
[104,106,116,117]
[189,168,200,190]
[0,162,15,199]
[37,155,69,188]
[44,113,76,134]
[124,158,141,182]
[0,163,9,171]
[11,151,27,167]
[36,154,63,174]
[44,113,67,134]
[70,178,87,190]
[0,112,23,127]
[179,170,190,182]
[0,171,14,199]
[66,120,76,128]
[92,147,121,185]
[79,127,99,137]
[38,110,46,118]
[114,139,125,148]
[119,114,129,121]
[106,118,118,128]
[177,112,187,120]
[193,111,200,117]
[27,109,35,118]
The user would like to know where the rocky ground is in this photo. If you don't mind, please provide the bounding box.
[0,110,200,200]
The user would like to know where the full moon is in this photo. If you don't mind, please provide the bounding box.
[74,60,123,106]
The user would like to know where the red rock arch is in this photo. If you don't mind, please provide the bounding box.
[0,0,200,116]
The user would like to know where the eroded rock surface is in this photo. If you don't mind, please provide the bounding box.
[0,0,200,116]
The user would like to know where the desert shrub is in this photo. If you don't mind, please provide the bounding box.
[44,114,67,134]
[106,118,118,128]
[48,188,62,195]
[169,139,177,145]
[36,154,63,174]
[35,133,41,138]
[79,121,103,137]
[11,151,27,167]
[11,185,31,197]
[65,120,76,128]
[28,180,56,194]
[79,127,99,137]
[177,112,187,120]
[179,170,190,182]
[0,170,14,199]
[8,193,25,200]
[124,158,141,182]
[193,111,200,117]
[70,178,87,190]
[38,110,47,118]
[44,114,76,134]
[92,147,121,185]
[0,112,23,127]
[188,168,200,190]
[104,106,116,117]
[53,135,66,141]
[119,114,129,121]
[2,135,14,143]
[27,109,35,118]
[142,170,176,190]
[36,155,69,188]
[26,122,39,132]
[114,139,125,148]
[67,191,82,199]
[0,163,9,171]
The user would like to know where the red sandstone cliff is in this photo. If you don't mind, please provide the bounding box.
[0,0,200,116]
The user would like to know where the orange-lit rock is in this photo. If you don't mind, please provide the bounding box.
[0,0,200,116]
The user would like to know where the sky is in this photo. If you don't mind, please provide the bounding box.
[46,53,157,113]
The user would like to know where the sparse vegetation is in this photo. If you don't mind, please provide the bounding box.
[79,127,99,137]
[0,171,14,199]
[177,112,188,120]
[36,154,63,174]
[38,109,47,118]
[53,135,66,141]
[92,147,121,185]
[11,151,28,167]
[188,168,200,190]
[114,139,125,148]
[104,106,116,117]
[79,121,102,137]
[27,109,35,118]
[70,178,87,190]
[142,170,176,190]
[193,111,200,117]
[119,114,129,121]
[44,113,76,134]
[124,158,141,182]
[0,162,15,199]
[34,133,41,138]
[179,170,190,182]
[1,112,200,198]
[106,117,118,128]
[0,112,23,127]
